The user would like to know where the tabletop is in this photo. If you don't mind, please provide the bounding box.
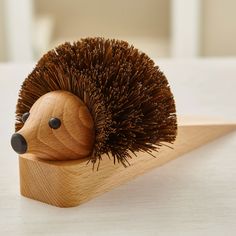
[0,59,236,236]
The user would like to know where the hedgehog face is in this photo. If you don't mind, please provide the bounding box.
[11,91,95,161]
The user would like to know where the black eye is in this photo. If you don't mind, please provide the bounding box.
[22,112,30,123]
[49,118,61,129]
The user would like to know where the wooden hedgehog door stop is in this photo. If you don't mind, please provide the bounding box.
[11,38,236,208]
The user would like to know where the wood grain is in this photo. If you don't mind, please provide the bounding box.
[19,121,236,207]
[17,91,95,161]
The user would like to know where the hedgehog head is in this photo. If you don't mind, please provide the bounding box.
[11,37,177,167]
[11,90,95,160]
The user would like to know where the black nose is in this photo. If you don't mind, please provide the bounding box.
[11,133,27,154]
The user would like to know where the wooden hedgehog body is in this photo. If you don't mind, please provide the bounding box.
[11,38,177,207]
[11,38,177,166]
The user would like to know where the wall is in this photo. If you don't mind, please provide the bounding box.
[34,0,170,58]
[35,0,170,40]
[1,0,236,61]
[0,0,6,61]
[202,0,236,56]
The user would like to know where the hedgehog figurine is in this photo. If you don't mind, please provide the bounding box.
[11,37,177,169]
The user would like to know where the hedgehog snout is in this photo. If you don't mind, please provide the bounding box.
[11,133,27,154]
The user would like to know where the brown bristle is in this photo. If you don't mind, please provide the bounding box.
[15,37,177,166]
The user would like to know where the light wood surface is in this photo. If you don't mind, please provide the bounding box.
[17,90,95,160]
[19,120,236,207]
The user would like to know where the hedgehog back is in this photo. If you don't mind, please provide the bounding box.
[16,37,177,166]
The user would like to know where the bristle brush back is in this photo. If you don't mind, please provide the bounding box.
[16,37,177,166]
